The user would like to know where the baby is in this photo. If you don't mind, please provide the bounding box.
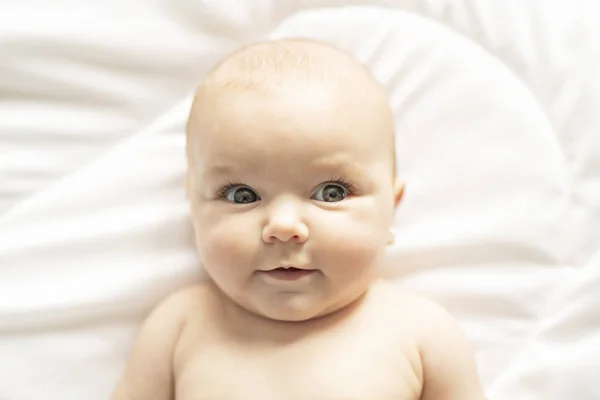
[112,38,486,399]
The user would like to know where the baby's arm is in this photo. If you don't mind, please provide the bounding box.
[416,299,487,400]
[112,288,191,400]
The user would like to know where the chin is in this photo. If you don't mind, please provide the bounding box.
[251,293,335,322]
[258,303,325,323]
[257,295,359,323]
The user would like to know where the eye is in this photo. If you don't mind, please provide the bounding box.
[313,183,348,203]
[221,185,260,204]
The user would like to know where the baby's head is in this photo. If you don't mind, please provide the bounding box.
[186,38,404,322]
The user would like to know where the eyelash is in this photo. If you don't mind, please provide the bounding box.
[320,177,357,196]
[215,181,246,199]
[215,177,357,199]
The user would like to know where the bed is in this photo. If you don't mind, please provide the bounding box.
[1,0,599,398]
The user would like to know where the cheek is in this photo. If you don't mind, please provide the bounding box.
[192,206,262,273]
[310,202,390,268]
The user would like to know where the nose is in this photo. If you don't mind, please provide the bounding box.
[262,201,309,244]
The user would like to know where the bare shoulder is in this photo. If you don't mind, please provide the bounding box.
[397,290,460,335]
[367,281,444,324]
[138,284,202,333]
[155,283,211,317]
[391,291,473,358]
[111,284,212,400]
[370,282,486,399]
[370,282,466,338]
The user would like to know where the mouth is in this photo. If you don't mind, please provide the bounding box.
[260,266,317,281]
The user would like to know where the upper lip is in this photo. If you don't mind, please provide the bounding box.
[263,265,314,271]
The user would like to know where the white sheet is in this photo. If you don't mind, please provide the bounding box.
[1,1,599,399]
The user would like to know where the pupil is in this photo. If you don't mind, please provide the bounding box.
[235,188,254,203]
[324,185,344,201]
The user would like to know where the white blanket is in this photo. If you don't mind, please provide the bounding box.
[1,1,599,399]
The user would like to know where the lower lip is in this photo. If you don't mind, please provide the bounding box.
[260,268,316,281]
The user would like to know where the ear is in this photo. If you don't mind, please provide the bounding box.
[393,178,405,209]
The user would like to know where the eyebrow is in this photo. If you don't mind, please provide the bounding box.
[195,165,236,186]
[310,157,370,179]
[205,164,234,176]
[201,156,371,182]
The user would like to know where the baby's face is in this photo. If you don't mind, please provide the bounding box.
[187,79,401,322]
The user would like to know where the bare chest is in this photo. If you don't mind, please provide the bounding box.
[175,328,422,400]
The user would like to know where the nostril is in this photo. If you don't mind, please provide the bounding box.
[267,234,300,242]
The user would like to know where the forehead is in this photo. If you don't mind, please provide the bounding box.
[189,83,393,173]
